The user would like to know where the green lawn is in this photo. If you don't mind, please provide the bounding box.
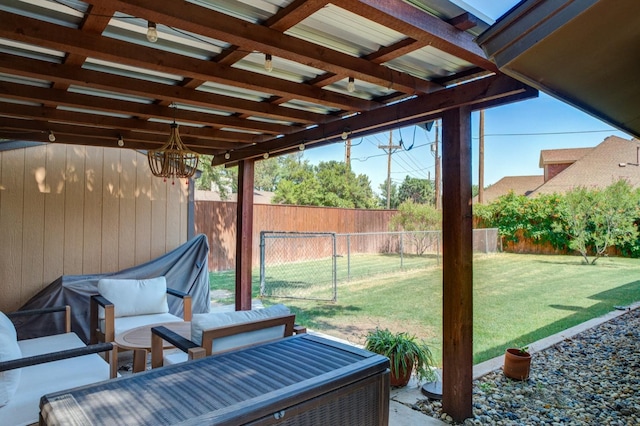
[209,253,640,366]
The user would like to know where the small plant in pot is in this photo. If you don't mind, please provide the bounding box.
[364,328,435,387]
[503,345,531,381]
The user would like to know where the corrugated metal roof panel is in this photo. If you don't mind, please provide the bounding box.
[232,52,324,83]
[1,0,86,27]
[187,0,292,23]
[387,46,475,80]
[103,15,228,61]
[0,38,65,62]
[83,59,183,85]
[279,100,339,115]
[287,4,404,56]
[196,81,272,102]
[0,72,50,88]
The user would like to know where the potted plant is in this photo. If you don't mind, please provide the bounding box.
[364,328,435,387]
[503,345,531,380]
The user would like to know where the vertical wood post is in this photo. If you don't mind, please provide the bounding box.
[441,107,473,422]
[478,110,485,204]
[235,159,255,311]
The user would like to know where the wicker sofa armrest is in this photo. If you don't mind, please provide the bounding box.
[0,342,117,378]
[151,326,205,368]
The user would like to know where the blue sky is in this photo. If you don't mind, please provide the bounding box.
[303,1,632,194]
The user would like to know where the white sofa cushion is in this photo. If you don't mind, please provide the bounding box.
[98,277,169,319]
[0,332,112,426]
[0,312,21,408]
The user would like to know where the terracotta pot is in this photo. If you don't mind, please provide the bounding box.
[503,348,531,380]
[390,356,413,387]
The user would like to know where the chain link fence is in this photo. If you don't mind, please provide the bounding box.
[259,229,499,301]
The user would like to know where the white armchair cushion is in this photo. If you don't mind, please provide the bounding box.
[109,313,183,337]
[0,312,21,408]
[190,304,290,354]
[97,277,169,319]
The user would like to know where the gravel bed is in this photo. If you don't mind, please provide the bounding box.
[415,308,640,425]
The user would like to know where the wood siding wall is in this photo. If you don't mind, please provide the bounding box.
[0,144,189,312]
[195,201,397,271]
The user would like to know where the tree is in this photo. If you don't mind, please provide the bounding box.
[272,155,320,205]
[378,179,399,209]
[474,191,567,248]
[389,200,442,254]
[552,180,639,264]
[274,159,376,208]
[254,157,281,192]
[397,176,435,205]
[195,155,234,198]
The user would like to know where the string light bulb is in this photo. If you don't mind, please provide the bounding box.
[224,152,231,160]
[117,135,124,147]
[341,129,350,140]
[48,130,56,142]
[263,152,269,159]
[147,21,158,43]
[299,144,305,151]
[347,77,355,93]
[264,54,273,72]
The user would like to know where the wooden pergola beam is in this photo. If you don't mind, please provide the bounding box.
[213,74,536,165]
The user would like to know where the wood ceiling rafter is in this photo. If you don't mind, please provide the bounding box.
[1,12,377,112]
[51,4,115,89]
[0,103,258,146]
[0,116,241,152]
[208,0,331,118]
[86,0,439,95]
[0,81,291,135]
[0,54,325,125]
[158,0,329,109]
[332,0,498,72]
[0,0,532,165]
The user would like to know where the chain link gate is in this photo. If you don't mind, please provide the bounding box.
[260,231,337,301]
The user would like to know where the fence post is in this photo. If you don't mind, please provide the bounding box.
[400,232,404,269]
[259,232,266,297]
[484,229,488,254]
[332,233,337,302]
[347,234,351,281]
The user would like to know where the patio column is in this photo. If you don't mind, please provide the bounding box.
[441,106,473,422]
[235,159,255,311]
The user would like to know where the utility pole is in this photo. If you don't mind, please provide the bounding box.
[379,130,401,209]
[478,110,485,204]
[433,120,441,210]
[345,137,351,169]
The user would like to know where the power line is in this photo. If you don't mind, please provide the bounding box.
[474,129,617,138]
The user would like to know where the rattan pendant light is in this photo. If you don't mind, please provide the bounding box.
[147,107,199,180]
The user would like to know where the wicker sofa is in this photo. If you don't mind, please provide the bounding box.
[0,306,116,426]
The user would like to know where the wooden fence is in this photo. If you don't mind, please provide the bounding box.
[194,201,397,272]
